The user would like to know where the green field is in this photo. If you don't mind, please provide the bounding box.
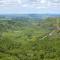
[0,17,60,60]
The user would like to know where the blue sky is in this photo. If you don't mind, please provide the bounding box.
[0,0,60,14]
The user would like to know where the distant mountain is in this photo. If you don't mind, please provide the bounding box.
[0,14,60,20]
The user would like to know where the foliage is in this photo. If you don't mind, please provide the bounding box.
[0,17,60,60]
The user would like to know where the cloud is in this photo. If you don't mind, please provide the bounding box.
[0,0,60,8]
[0,0,60,13]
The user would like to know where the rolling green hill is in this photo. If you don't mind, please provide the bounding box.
[0,17,60,60]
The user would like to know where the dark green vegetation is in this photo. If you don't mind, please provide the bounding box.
[0,17,60,60]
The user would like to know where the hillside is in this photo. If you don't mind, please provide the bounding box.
[0,17,60,60]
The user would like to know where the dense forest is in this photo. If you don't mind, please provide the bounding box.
[0,17,60,60]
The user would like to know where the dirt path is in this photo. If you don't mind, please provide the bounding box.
[40,30,55,40]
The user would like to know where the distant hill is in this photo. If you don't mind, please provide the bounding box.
[0,14,60,20]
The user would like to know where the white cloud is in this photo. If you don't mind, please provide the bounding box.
[0,0,60,11]
[22,4,28,7]
[17,0,22,4]
[40,0,47,3]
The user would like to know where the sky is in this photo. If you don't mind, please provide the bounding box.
[0,0,60,14]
